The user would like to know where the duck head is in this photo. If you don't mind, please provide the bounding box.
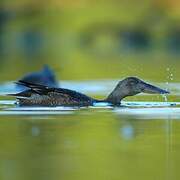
[106,77,169,105]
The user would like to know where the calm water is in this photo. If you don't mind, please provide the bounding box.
[0,80,180,180]
[1,1,180,179]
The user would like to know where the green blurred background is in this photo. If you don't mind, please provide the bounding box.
[0,0,180,82]
[0,1,180,180]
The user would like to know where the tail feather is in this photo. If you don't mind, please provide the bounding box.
[16,80,49,89]
[7,80,51,99]
[7,94,31,99]
[7,90,32,98]
[16,80,52,95]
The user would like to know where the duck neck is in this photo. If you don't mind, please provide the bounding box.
[104,85,126,105]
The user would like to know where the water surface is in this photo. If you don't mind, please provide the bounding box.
[0,80,180,180]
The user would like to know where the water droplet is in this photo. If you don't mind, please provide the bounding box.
[169,73,173,81]
[162,94,168,102]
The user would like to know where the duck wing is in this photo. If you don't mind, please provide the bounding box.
[15,80,52,95]
[10,80,94,106]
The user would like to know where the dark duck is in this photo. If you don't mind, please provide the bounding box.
[16,65,58,89]
[10,77,169,107]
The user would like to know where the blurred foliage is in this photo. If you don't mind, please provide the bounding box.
[0,0,179,82]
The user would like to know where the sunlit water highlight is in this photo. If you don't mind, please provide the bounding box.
[1,80,180,95]
[0,101,179,118]
[0,80,179,118]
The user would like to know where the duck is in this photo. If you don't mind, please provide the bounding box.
[9,77,169,107]
[16,65,58,89]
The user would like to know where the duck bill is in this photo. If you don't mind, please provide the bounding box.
[140,81,169,94]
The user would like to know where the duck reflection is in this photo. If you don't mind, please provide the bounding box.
[0,116,81,180]
[120,124,134,140]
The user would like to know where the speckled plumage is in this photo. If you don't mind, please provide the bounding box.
[13,81,94,106]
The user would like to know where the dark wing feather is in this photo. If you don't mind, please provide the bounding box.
[8,80,95,106]
[53,88,93,102]
[13,80,94,102]
[15,80,51,95]
[16,80,49,89]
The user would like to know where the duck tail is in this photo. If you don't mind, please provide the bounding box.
[6,91,32,99]
[15,80,48,89]
[17,80,53,95]
[6,81,50,98]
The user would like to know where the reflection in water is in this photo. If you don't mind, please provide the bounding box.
[31,126,41,137]
[166,116,173,180]
[121,124,134,140]
[17,120,62,180]
[0,108,180,180]
[0,115,81,180]
[114,107,180,119]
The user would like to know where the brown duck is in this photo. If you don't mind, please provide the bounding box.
[9,77,169,106]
